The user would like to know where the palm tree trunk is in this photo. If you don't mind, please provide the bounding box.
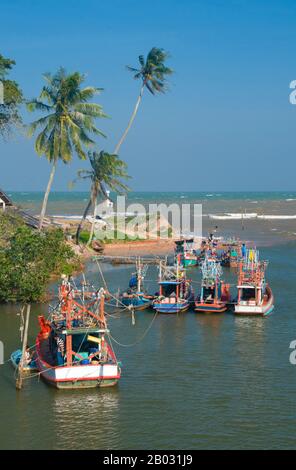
[87,195,97,246]
[114,83,145,154]
[75,198,92,245]
[39,160,57,231]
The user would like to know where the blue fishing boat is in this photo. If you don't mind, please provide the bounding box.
[153,258,194,313]
[10,348,38,372]
[121,258,154,311]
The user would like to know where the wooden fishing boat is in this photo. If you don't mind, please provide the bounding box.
[234,249,274,316]
[10,349,38,372]
[174,239,198,267]
[153,257,194,313]
[121,258,153,311]
[226,240,244,268]
[195,256,231,313]
[35,277,121,389]
[183,238,198,267]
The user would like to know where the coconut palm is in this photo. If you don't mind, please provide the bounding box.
[74,150,130,245]
[27,67,107,230]
[114,47,173,154]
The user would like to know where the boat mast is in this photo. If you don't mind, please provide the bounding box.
[65,289,73,367]
[137,257,142,293]
[99,289,107,329]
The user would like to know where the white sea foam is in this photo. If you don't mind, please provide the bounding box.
[209,213,258,220]
[286,198,296,202]
[258,215,296,220]
[209,213,296,220]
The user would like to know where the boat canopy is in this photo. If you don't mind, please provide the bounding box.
[159,280,182,285]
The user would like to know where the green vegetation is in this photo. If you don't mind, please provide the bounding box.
[27,68,107,230]
[0,212,80,303]
[0,53,23,137]
[73,150,130,245]
[78,230,91,244]
[0,47,173,303]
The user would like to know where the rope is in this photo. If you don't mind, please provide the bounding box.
[108,311,158,348]
[95,258,108,290]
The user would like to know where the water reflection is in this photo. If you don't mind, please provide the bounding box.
[194,312,225,337]
[51,388,121,449]
[234,316,267,371]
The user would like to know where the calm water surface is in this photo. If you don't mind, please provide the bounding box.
[0,243,295,449]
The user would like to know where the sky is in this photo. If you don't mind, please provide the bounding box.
[1,0,296,192]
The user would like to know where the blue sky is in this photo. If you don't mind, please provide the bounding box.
[1,0,296,191]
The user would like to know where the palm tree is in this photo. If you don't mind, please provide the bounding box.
[114,47,173,154]
[27,67,107,230]
[74,150,130,245]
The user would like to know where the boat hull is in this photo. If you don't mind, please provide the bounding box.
[36,358,120,389]
[234,286,274,317]
[153,301,190,314]
[121,295,152,311]
[195,302,227,313]
[36,338,121,389]
[183,258,197,268]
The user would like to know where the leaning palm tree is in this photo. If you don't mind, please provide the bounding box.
[74,150,130,245]
[114,47,173,154]
[27,67,107,230]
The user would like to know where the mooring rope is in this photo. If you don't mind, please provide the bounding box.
[107,311,158,348]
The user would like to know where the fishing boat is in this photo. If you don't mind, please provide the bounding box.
[183,238,198,267]
[234,249,274,316]
[195,255,231,313]
[35,277,121,389]
[175,239,198,267]
[224,239,243,268]
[10,349,38,372]
[121,258,154,311]
[153,257,194,313]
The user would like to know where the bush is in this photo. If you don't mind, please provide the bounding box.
[78,230,90,244]
[0,219,80,302]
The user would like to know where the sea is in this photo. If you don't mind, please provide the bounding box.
[0,191,295,449]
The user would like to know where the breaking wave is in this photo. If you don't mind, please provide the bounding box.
[209,213,296,220]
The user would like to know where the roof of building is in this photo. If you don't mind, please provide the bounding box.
[0,189,13,206]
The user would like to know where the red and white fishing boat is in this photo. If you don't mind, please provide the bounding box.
[235,249,274,317]
[36,277,121,389]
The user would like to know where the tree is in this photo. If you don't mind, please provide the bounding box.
[27,67,107,230]
[73,150,130,245]
[0,53,23,138]
[114,47,173,154]
[0,219,80,303]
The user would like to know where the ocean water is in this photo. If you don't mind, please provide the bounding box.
[7,190,296,245]
[0,192,295,449]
